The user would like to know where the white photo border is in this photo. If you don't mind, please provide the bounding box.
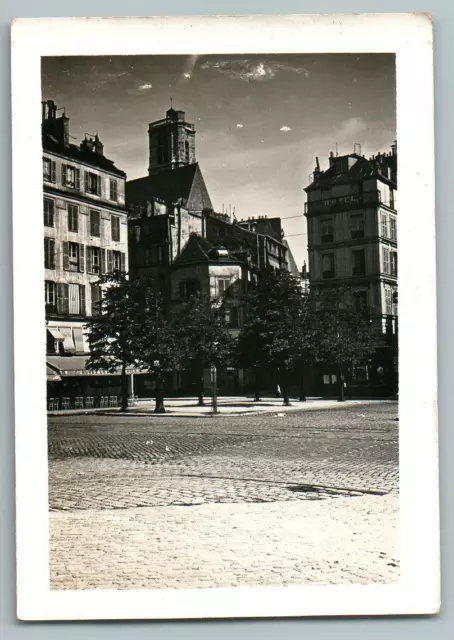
[11,13,439,620]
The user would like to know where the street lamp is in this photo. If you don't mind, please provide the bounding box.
[211,363,218,414]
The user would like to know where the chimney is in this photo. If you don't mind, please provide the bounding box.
[93,134,104,156]
[329,151,335,168]
[42,99,70,147]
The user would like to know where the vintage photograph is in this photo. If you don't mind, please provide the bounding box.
[43,52,400,590]
[12,14,438,620]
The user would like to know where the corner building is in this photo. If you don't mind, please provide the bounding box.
[304,145,398,397]
[42,100,129,409]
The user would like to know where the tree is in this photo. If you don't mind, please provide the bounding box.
[133,278,181,413]
[85,272,142,411]
[172,293,234,406]
[237,270,317,406]
[314,287,384,401]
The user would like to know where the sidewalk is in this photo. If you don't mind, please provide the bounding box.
[48,396,394,417]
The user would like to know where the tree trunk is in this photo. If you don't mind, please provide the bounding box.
[338,364,345,402]
[279,370,291,406]
[254,366,261,402]
[197,366,205,406]
[299,366,307,402]
[154,372,166,413]
[120,360,128,411]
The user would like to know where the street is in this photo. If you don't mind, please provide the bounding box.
[48,401,399,590]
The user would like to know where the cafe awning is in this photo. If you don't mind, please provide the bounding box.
[46,356,144,377]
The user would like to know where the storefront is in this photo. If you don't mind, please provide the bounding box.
[46,356,143,410]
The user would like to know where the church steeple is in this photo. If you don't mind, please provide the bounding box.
[148,107,196,176]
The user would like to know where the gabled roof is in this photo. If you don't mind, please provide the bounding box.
[42,133,126,177]
[126,163,213,211]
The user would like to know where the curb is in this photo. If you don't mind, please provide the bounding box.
[47,399,396,418]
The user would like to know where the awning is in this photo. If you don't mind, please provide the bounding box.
[46,356,144,377]
[47,365,61,382]
[47,327,64,341]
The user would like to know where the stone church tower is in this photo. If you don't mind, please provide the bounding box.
[148,107,196,176]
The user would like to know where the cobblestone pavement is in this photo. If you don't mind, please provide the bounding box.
[48,402,400,589]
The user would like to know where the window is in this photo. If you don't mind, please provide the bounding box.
[381,212,389,238]
[91,284,102,316]
[112,250,121,271]
[109,179,118,202]
[157,245,165,265]
[382,247,390,275]
[352,249,366,276]
[389,188,395,209]
[44,198,55,227]
[217,277,231,296]
[67,204,78,232]
[62,242,84,272]
[320,219,334,243]
[385,286,393,315]
[87,247,101,274]
[391,251,398,277]
[185,140,190,164]
[45,281,56,310]
[351,213,365,239]
[389,217,397,241]
[90,210,101,237]
[43,157,56,182]
[44,238,55,269]
[85,171,101,196]
[111,215,120,241]
[351,365,369,382]
[322,254,335,279]
[62,165,80,189]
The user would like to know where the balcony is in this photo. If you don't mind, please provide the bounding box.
[305,190,381,215]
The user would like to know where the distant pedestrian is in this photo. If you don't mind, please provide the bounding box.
[276,384,281,398]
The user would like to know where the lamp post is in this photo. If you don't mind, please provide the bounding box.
[211,363,218,414]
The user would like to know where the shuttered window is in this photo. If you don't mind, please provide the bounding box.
[68,204,79,232]
[382,248,390,274]
[61,165,80,189]
[44,238,55,270]
[45,281,56,310]
[109,179,118,202]
[91,284,101,316]
[111,215,120,241]
[44,198,55,227]
[56,283,69,315]
[87,247,101,274]
[89,210,101,236]
[85,171,102,196]
[43,158,56,183]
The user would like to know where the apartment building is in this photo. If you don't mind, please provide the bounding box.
[42,100,129,408]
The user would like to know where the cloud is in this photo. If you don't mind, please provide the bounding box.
[200,59,309,82]
[280,125,292,132]
[127,81,153,96]
[236,123,244,128]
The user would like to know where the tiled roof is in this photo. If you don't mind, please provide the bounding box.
[42,134,126,177]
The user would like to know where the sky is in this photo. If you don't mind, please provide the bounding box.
[42,54,396,269]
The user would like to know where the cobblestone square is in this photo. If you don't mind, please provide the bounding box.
[48,401,399,590]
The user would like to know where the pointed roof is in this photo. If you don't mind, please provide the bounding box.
[126,163,213,211]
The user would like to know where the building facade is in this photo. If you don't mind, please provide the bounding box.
[304,145,398,396]
[126,107,300,396]
[42,100,130,408]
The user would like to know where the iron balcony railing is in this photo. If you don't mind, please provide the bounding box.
[305,190,383,214]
